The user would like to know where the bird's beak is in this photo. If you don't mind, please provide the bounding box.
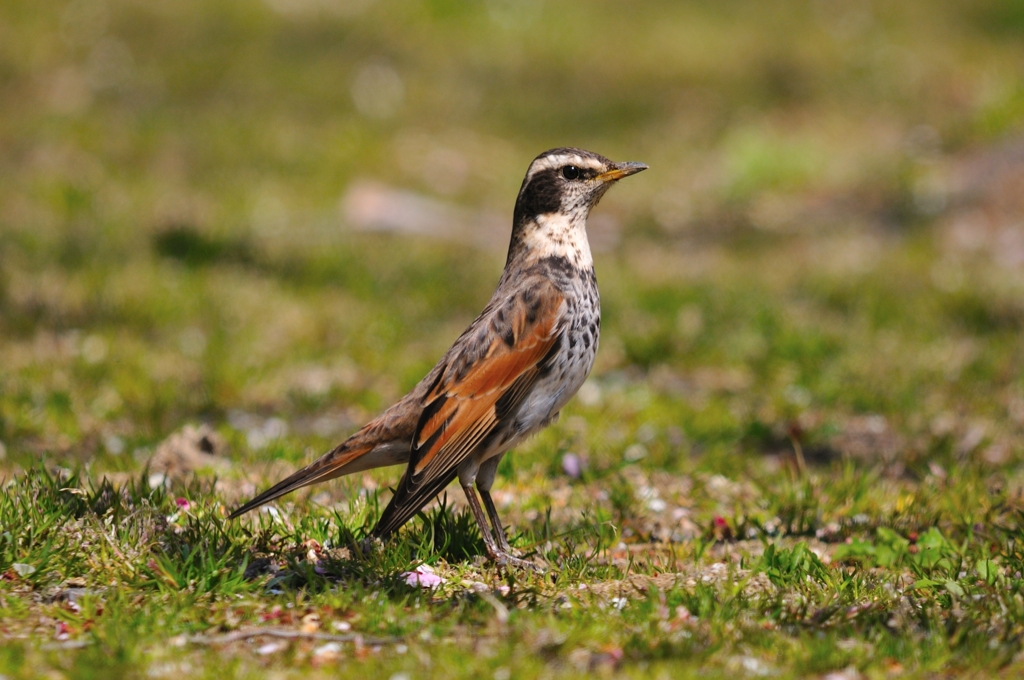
[596,161,648,183]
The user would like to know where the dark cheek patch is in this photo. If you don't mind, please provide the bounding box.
[514,169,563,224]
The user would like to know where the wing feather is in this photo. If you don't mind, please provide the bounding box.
[372,282,566,537]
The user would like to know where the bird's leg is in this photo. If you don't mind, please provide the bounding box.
[462,485,538,572]
[475,455,514,554]
[461,483,499,553]
[479,489,513,554]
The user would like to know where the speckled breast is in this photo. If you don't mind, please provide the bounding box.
[512,265,600,437]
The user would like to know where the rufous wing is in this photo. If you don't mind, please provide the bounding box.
[372,285,566,537]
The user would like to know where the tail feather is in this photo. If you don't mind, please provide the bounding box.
[229,397,423,520]
[229,439,405,519]
[228,379,426,521]
[228,458,350,519]
[230,444,362,518]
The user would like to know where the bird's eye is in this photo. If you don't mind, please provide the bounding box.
[561,165,581,180]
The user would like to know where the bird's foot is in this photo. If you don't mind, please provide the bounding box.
[494,533,513,555]
[490,549,545,573]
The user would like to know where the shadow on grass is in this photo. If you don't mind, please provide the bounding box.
[152,225,257,269]
[247,493,493,593]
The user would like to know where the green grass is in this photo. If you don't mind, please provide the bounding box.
[3,461,1024,678]
[3,0,1024,677]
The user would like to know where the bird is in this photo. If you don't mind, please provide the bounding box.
[230,148,647,569]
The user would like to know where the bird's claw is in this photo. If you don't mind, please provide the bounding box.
[491,550,545,573]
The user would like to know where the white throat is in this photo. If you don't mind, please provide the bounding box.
[521,212,594,269]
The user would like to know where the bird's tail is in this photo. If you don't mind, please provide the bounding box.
[228,438,405,519]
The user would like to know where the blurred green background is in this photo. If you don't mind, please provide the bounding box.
[5,4,1024,675]
[2,0,1024,484]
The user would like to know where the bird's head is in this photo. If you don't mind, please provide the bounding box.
[513,148,648,226]
[509,148,647,266]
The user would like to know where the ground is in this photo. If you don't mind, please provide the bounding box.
[2,0,1024,678]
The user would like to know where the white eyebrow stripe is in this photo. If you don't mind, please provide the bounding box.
[524,154,604,182]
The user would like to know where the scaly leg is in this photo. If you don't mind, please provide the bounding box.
[462,484,538,571]
[475,454,514,554]
[479,489,513,554]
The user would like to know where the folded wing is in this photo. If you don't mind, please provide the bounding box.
[372,282,566,538]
